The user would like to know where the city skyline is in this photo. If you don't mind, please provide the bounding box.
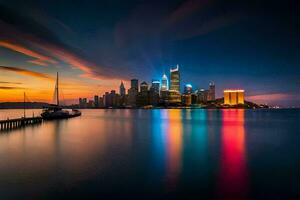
[0,0,299,107]
[78,66,244,109]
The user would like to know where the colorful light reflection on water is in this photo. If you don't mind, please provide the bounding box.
[218,109,248,199]
[1,109,300,199]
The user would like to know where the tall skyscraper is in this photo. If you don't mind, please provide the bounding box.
[120,81,126,96]
[170,64,180,92]
[208,82,215,101]
[161,74,168,91]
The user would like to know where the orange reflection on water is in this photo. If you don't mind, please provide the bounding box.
[165,109,183,190]
[218,109,248,199]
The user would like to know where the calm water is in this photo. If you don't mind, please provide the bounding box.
[0,109,300,199]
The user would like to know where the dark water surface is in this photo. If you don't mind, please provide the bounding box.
[0,109,300,199]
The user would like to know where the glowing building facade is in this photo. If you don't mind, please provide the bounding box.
[161,74,168,91]
[170,65,180,92]
[224,90,245,105]
[208,82,215,101]
[184,84,193,94]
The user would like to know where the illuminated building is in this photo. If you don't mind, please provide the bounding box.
[164,90,181,105]
[224,90,245,105]
[119,81,126,96]
[184,84,193,94]
[170,65,180,92]
[161,74,168,91]
[168,90,181,104]
[197,89,208,103]
[208,82,215,101]
[182,94,192,106]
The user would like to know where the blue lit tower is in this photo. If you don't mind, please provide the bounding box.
[184,84,193,94]
[161,74,168,91]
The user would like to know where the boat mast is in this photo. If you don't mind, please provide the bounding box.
[56,72,59,106]
[23,92,26,118]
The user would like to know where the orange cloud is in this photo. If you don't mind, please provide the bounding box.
[0,40,57,66]
[0,66,53,80]
[37,43,117,80]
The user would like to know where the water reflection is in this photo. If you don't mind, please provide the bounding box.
[218,109,248,199]
[152,109,183,191]
[165,110,183,189]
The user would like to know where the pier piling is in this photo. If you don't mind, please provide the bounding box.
[0,117,42,131]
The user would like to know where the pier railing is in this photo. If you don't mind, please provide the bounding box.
[0,117,42,131]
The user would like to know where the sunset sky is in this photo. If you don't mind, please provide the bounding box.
[0,0,299,106]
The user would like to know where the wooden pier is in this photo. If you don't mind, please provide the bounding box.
[0,117,42,131]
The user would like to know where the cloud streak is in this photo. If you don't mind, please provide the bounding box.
[248,93,300,101]
[0,4,122,80]
[0,40,57,66]
[0,81,22,84]
[0,86,24,90]
[0,66,52,80]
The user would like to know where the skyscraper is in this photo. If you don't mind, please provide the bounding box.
[161,74,168,91]
[131,79,139,92]
[128,79,139,107]
[94,95,99,108]
[150,80,160,106]
[140,81,148,93]
[170,64,180,92]
[151,80,160,93]
[208,82,215,101]
[120,81,126,96]
[197,89,209,103]
[137,81,149,106]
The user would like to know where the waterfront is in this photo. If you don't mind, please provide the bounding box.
[0,109,300,199]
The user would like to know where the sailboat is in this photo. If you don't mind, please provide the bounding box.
[41,72,81,120]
